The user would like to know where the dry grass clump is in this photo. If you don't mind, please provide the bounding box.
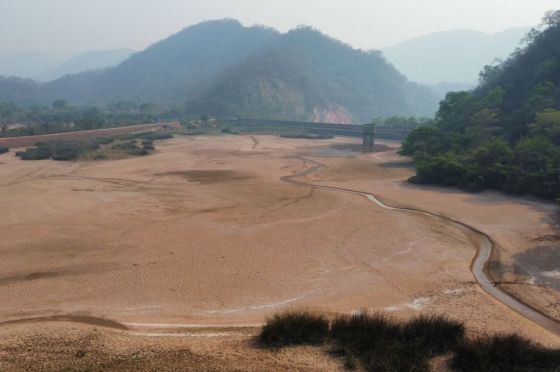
[260,311,560,372]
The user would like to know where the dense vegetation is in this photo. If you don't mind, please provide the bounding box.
[0,21,278,106]
[13,132,172,161]
[401,11,560,200]
[260,311,330,346]
[260,311,560,372]
[0,20,438,122]
[16,140,102,161]
[0,100,178,136]
[373,116,433,130]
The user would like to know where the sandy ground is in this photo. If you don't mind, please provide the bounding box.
[0,134,558,370]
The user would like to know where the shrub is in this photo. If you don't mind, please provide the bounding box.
[280,133,334,140]
[51,146,81,161]
[331,313,428,371]
[0,146,9,154]
[401,314,464,355]
[222,127,241,135]
[260,311,330,347]
[16,140,105,161]
[262,311,560,371]
[112,142,139,151]
[137,132,173,141]
[451,334,560,372]
[17,145,52,160]
[331,312,400,353]
[94,137,115,145]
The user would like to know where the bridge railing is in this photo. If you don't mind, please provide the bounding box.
[224,118,412,141]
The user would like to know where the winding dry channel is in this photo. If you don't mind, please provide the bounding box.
[282,157,560,337]
[2,148,560,339]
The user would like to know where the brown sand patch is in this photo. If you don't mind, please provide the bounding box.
[156,169,255,184]
[0,134,558,353]
[1,271,64,285]
[0,323,341,371]
[0,315,128,330]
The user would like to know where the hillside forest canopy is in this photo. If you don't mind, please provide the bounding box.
[0,20,439,123]
[401,10,560,201]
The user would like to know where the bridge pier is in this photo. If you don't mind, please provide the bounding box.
[363,124,375,151]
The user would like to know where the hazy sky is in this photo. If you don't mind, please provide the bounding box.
[0,0,557,57]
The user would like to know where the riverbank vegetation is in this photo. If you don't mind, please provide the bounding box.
[260,311,560,371]
[401,11,560,201]
[372,116,433,130]
[14,132,173,161]
[0,100,180,137]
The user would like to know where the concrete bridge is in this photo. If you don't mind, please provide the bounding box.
[223,118,412,146]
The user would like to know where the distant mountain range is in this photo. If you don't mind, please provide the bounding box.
[0,49,136,81]
[382,27,531,85]
[0,20,439,123]
[37,49,136,81]
[0,52,63,79]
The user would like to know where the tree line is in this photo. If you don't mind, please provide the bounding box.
[0,100,181,137]
[401,11,560,201]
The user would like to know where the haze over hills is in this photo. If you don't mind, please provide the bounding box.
[0,20,439,123]
[0,49,136,81]
[382,27,531,86]
[0,52,64,79]
[37,49,136,81]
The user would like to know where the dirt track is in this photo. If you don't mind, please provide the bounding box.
[0,122,180,148]
[0,134,559,369]
[281,157,560,337]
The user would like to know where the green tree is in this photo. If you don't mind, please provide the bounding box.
[530,109,560,145]
[52,99,68,110]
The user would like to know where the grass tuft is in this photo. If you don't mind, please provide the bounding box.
[401,314,464,355]
[260,311,329,347]
[261,311,559,371]
[451,334,560,372]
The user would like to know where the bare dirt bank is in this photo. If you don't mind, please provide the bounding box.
[0,135,558,369]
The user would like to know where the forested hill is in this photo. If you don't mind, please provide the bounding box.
[401,11,560,200]
[0,20,438,122]
[0,20,279,105]
[190,27,437,122]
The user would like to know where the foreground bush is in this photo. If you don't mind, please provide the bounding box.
[331,313,463,371]
[451,334,560,372]
[260,311,559,371]
[401,314,464,355]
[0,146,8,154]
[260,311,329,347]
